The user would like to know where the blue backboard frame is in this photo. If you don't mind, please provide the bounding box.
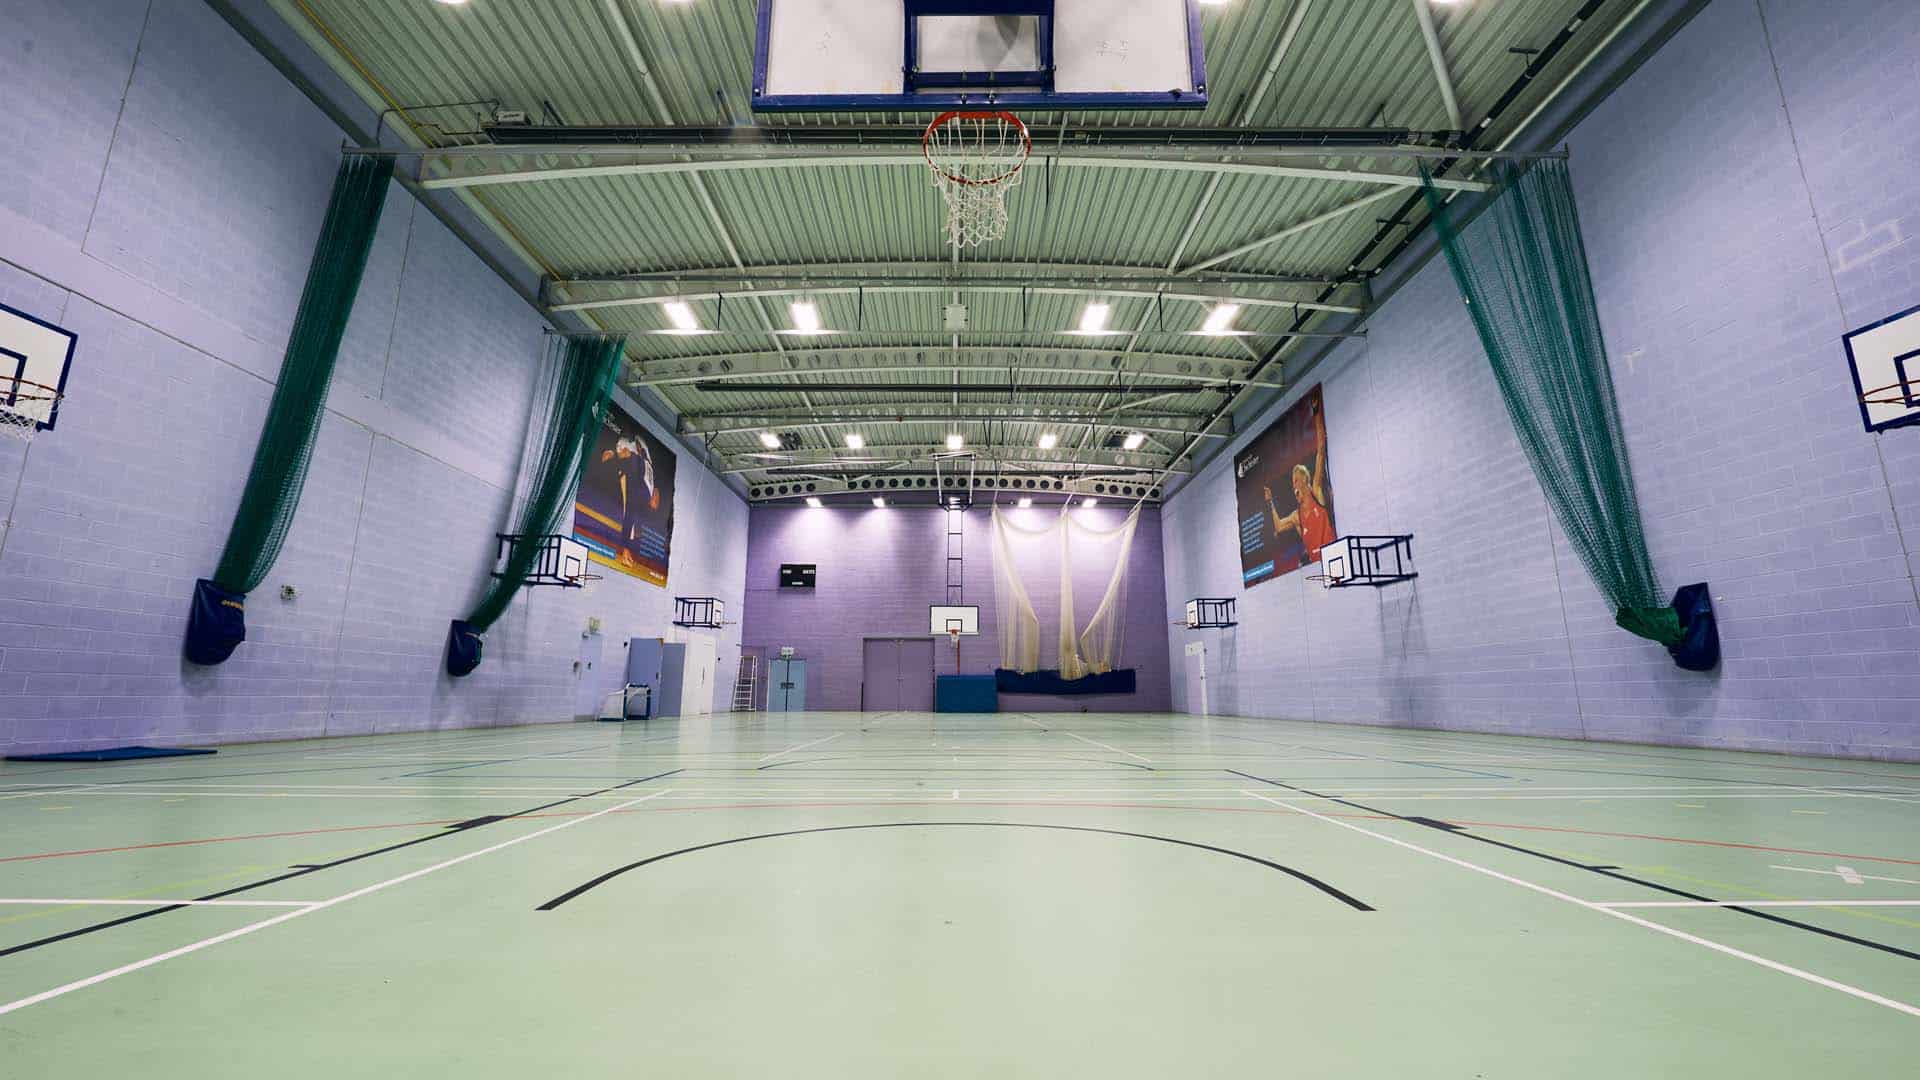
[751,0,1209,112]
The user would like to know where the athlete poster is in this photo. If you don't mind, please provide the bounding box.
[574,401,676,586]
[1234,384,1334,588]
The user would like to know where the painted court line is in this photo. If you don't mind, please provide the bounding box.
[756,732,844,765]
[1594,900,1920,909]
[0,789,671,1018]
[0,899,320,908]
[1772,865,1920,887]
[1060,731,1152,764]
[1237,789,1920,1019]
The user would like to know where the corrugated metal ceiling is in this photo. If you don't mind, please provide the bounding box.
[274,0,1636,496]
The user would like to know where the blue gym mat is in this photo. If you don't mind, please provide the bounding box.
[5,746,218,762]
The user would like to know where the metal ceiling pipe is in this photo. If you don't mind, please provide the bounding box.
[689,382,1229,396]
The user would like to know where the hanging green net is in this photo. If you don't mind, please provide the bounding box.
[463,334,624,632]
[212,156,391,594]
[1421,160,1680,646]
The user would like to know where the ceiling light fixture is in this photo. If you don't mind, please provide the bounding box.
[1037,432,1058,450]
[872,496,886,508]
[1017,497,1033,508]
[790,301,823,335]
[805,497,824,508]
[662,300,700,333]
[845,433,865,450]
[1122,432,1146,451]
[946,433,964,450]
[1082,497,1099,508]
[758,431,781,449]
[1200,303,1241,335]
[1077,302,1111,334]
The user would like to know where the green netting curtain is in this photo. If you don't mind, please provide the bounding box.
[462,334,624,633]
[1421,160,1681,645]
[212,156,391,593]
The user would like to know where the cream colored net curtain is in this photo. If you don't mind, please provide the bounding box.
[991,506,1140,677]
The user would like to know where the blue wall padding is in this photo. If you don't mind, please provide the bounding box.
[937,675,999,712]
[6,746,217,762]
[995,668,1137,695]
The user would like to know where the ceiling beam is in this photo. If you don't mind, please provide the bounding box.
[721,446,1187,476]
[408,147,1493,194]
[628,346,1279,388]
[551,280,1363,316]
[691,381,1230,397]
[556,261,1340,288]
[683,414,1226,441]
[1410,0,1466,130]
[1179,188,1405,275]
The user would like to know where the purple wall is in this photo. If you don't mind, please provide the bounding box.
[742,503,1171,711]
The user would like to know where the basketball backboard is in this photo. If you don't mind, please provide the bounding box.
[0,301,76,435]
[752,0,1208,111]
[1843,304,1920,433]
[930,604,981,635]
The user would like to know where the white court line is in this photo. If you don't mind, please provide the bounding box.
[0,789,670,1018]
[1238,789,1920,1018]
[0,785,103,802]
[1059,731,1152,764]
[755,732,844,765]
[1594,900,1920,909]
[0,898,320,908]
[1771,865,1920,887]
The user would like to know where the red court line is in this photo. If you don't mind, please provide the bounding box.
[1443,819,1920,867]
[0,819,464,863]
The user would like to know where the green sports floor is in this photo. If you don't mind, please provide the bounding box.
[2,713,1916,1075]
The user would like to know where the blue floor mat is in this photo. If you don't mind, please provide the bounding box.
[5,746,218,762]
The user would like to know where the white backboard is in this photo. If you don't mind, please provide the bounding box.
[931,604,981,635]
[754,0,1207,111]
[0,302,77,432]
[1843,304,1920,433]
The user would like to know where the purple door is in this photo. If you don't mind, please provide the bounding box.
[897,639,935,711]
[862,639,900,711]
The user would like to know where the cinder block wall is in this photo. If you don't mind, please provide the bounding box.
[1161,0,1920,760]
[0,0,747,753]
[743,504,1172,712]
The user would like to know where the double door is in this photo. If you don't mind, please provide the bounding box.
[862,638,935,711]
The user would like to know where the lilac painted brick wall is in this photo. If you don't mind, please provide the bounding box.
[742,504,1171,712]
[1161,0,1920,761]
[0,0,747,753]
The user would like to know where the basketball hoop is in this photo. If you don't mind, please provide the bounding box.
[923,111,1031,248]
[1861,379,1916,408]
[0,377,61,442]
[1304,572,1335,590]
[947,628,963,650]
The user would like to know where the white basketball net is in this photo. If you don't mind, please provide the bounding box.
[0,378,59,442]
[924,111,1031,248]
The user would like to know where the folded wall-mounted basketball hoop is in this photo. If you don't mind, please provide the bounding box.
[184,579,248,666]
[1665,583,1719,672]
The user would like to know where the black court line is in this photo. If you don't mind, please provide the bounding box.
[537,821,1374,912]
[0,769,683,959]
[1227,770,1920,962]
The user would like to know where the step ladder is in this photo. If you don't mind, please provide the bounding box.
[731,653,760,712]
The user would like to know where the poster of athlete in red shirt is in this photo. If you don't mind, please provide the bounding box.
[1233,384,1335,587]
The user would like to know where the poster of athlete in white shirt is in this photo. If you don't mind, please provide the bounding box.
[573,400,677,586]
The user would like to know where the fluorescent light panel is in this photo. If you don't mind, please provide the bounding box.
[1200,303,1241,335]
[790,301,822,334]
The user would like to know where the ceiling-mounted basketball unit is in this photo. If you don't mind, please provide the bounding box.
[752,0,1208,112]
